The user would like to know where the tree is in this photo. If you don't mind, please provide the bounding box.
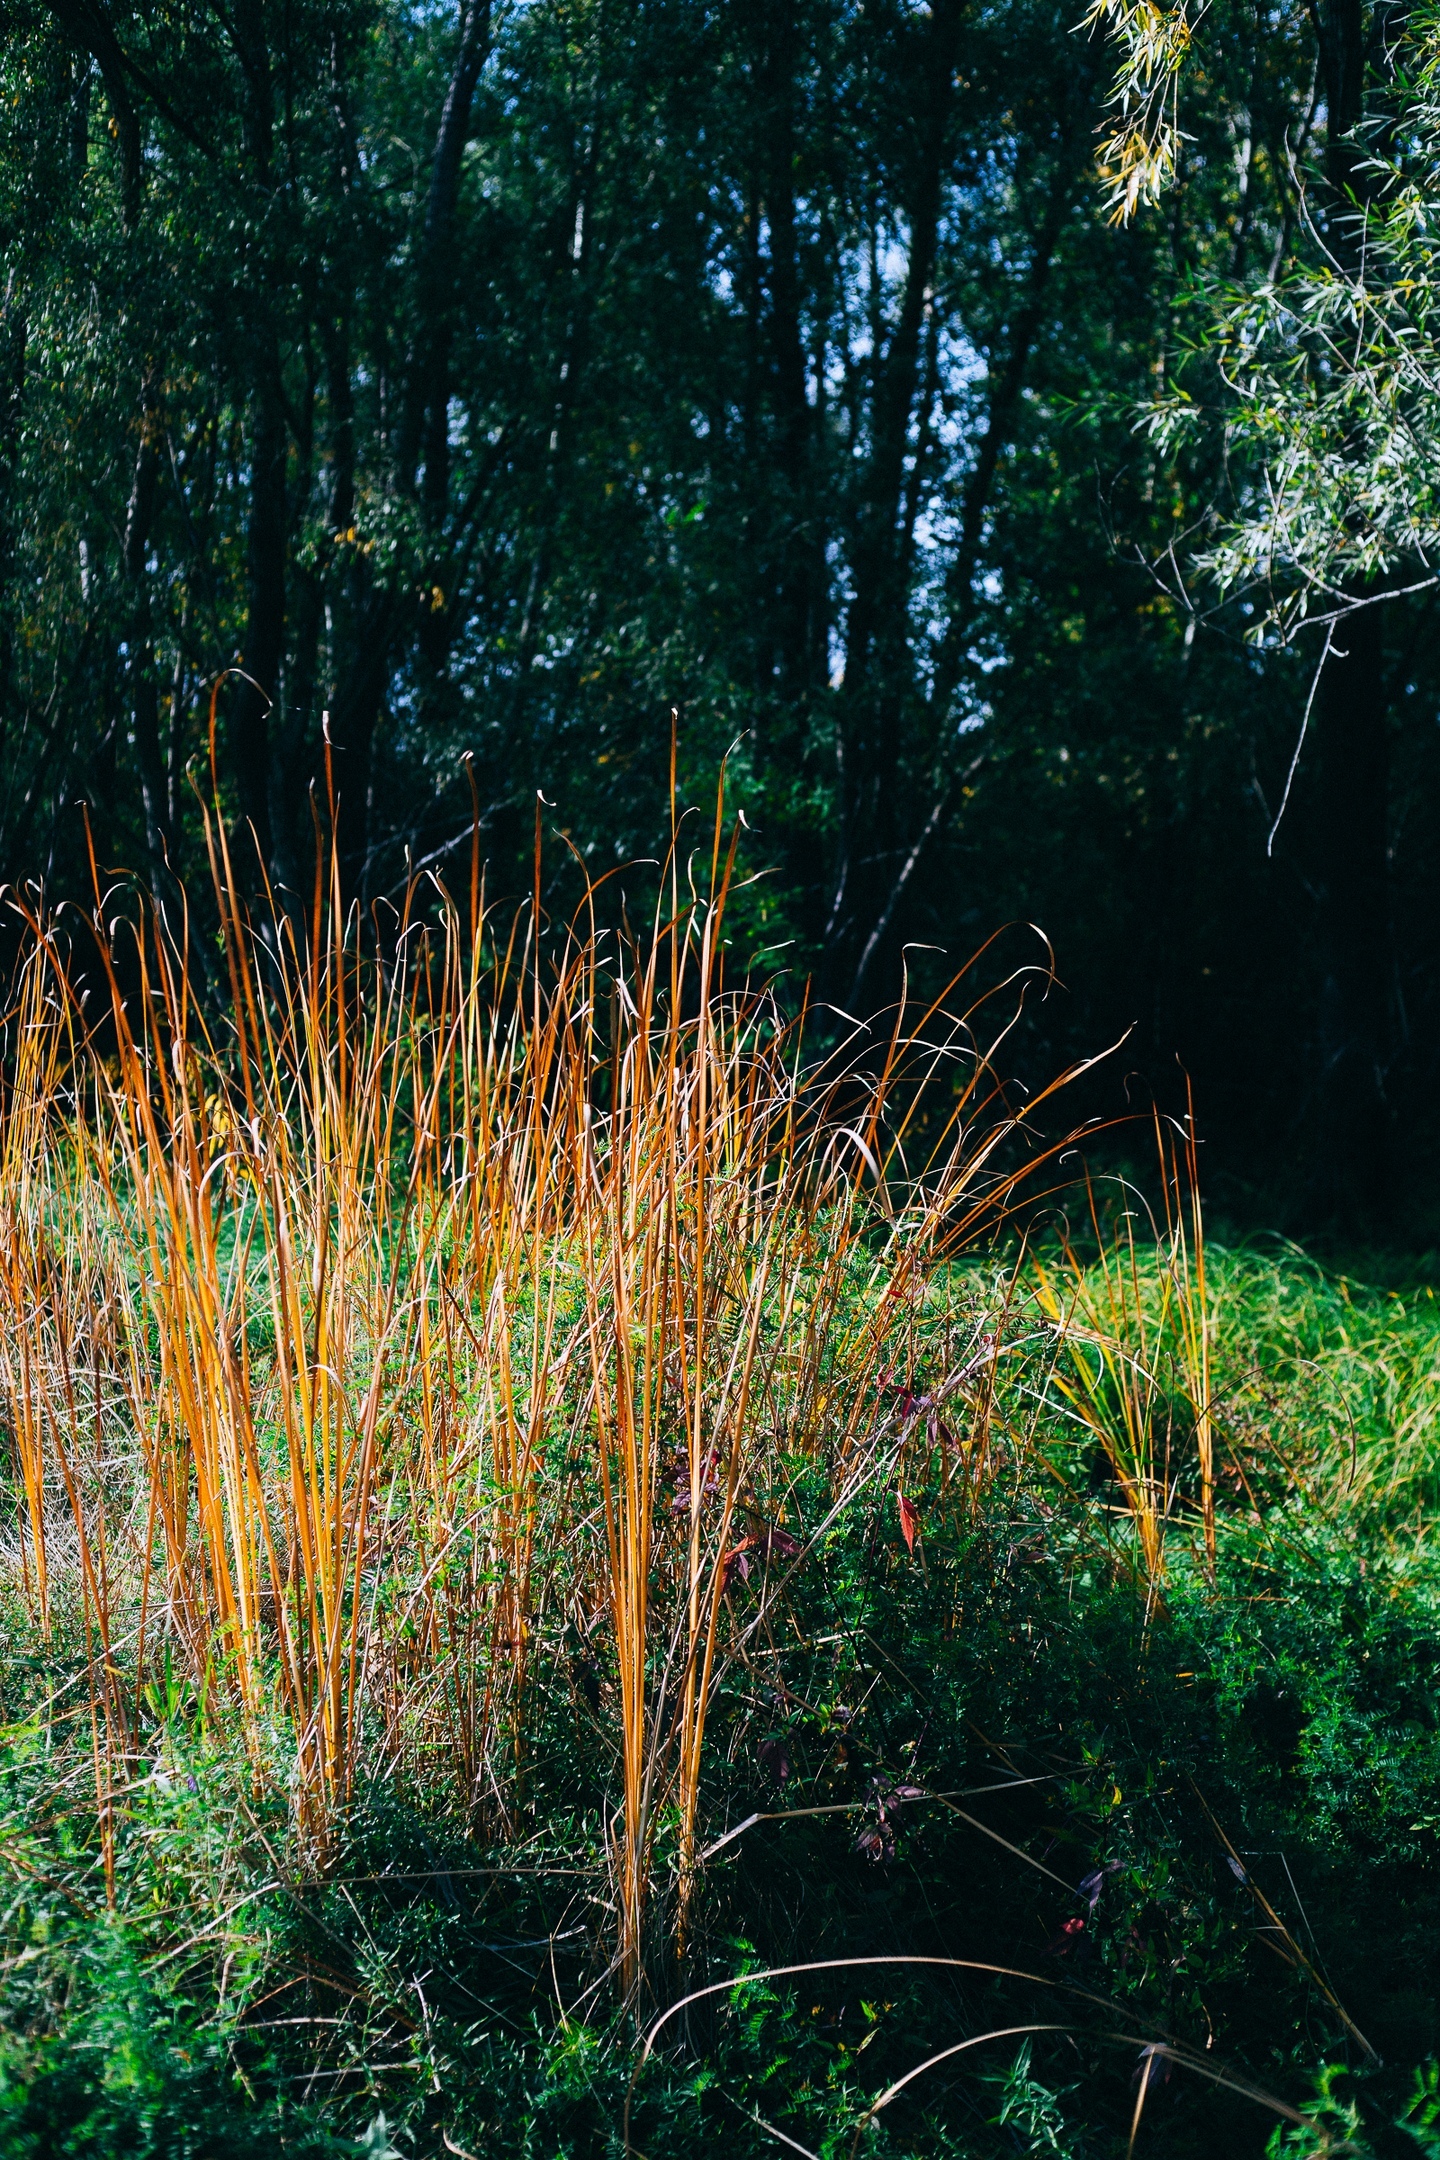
[1092,0,1440,1219]
[14,0,1421,1208]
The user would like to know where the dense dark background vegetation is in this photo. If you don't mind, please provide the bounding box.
[3,0,1438,1226]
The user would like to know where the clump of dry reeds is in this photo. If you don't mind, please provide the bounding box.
[0,776,1094,2000]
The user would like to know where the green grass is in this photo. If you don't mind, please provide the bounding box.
[1,1237,1439,2156]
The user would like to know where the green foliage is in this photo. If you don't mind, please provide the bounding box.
[0,1914,346,2157]
[1263,2059,1440,2158]
[0,0,1393,1217]
[0,1241,1437,2154]
[1141,0,1440,637]
[984,2039,1080,2154]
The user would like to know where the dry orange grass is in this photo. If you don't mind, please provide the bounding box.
[0,775,1098,1999]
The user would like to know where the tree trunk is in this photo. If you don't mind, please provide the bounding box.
[122,365,171,889]
[0,276,25,776]
[828,0,964,980]
[762,0,817,717]
[230,361,285,873]
[225,0,286,882]
[1304,0,1392,1222]
[44,0,142,227]
[1310,604,1391,1220]
[927,147,1076,721]
[841,0,963,701]
[311,0,491,887]
[844,106,1083,1010]
[399,0,491,499]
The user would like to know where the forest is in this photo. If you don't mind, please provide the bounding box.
[0,0,1438,2151]
[7,0,1440,1222]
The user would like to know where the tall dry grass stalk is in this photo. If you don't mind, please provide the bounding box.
[0,769,1092,2000]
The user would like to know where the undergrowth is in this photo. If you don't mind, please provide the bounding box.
[0,803,1437,2155]
[1,1244,1439,2156]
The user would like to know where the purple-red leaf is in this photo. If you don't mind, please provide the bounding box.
[719,1539,753,1593]
[854,1822,895,1864]
[758,1736,791,1782]
[1043,1916,1086,1956]
[1079,1859,1123,1912]
[897,1490,920,1554]
[760,1523,802,1561]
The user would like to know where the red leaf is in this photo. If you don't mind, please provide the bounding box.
[854,1821,895,1864]
[720,1539,753,1593]
[1043,1916,1086,1956]
[896,1490,920,1554]
[759,1523,801,1561]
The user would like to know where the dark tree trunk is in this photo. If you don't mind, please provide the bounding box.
[225,0,287,883]
[0,277,25,774]
[122,365,170,888]
[827,0,964,981]
[44,0,142,226]
[840,0,963,700]
[230,361,285,872]
[844,103,1083,1010]
[761,0,817,718]
[68,53,90,174]
[326,621,391,887]
[399,0,491,501]
[928,154,1076,719]
[1304,0,1392,1221]
[1310,605,1391,1220]
[312,0,491,887]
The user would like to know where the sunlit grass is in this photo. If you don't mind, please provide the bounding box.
[2,792,1438,2150]
[0,780,1096,2006]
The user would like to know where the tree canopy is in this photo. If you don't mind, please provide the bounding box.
[3,0,1439,1218]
